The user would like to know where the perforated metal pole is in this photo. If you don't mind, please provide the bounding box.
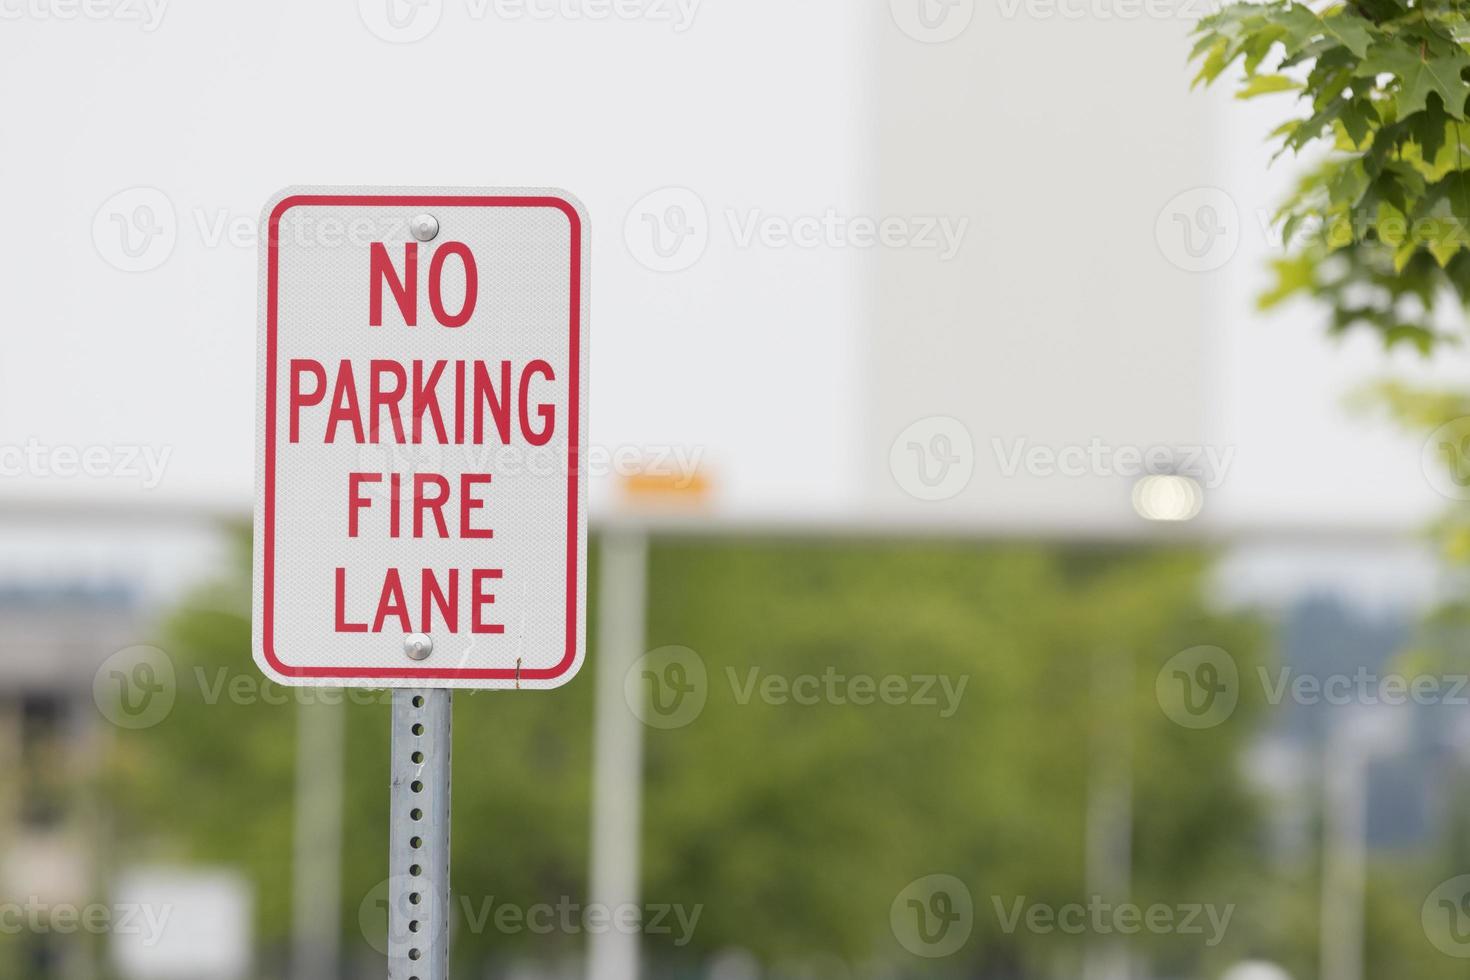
[389,689,452,980]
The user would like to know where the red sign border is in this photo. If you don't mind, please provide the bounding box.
[262,194,583,681]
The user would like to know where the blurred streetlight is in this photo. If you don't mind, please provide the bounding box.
[1221,961,1293,980]
[1132,474,1204,522]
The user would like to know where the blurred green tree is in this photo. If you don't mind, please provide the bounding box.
[106,533,1265,976]
[1188,10,1470,975]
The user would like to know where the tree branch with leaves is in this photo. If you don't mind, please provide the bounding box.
[1193,0,1470,353]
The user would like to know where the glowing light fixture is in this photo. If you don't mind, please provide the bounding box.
[1220,962,1293,980]
[1132,474,1203,522]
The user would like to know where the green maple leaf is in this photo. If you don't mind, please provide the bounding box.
[1346,0,1405,24]
[1321,12,1373,59]
[1237,74,1300,99]
[1338,97,1380,145]
[1409,94,1449,163]
[1358,46,1470,120]
[1410,169,1470,265]
[1364,161,1425,216]
[1364,119,1409,176]
[1243,26,1287,74]
[1424,170,1470,220]
[1258,254,1318,310]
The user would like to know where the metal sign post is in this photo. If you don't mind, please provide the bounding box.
[389,689,452,980]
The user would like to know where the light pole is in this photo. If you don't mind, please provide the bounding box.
[290,695,345,980]
[586,530,649,980]
[1085,646,1133,980]
[1319,704,1408,980]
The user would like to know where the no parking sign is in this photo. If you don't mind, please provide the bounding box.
[252,187,590,689]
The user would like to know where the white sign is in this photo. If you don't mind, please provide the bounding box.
[252,187,590,689]
[110,868,252,980]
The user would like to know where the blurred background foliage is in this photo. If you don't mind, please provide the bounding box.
[96,531,1282,975]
